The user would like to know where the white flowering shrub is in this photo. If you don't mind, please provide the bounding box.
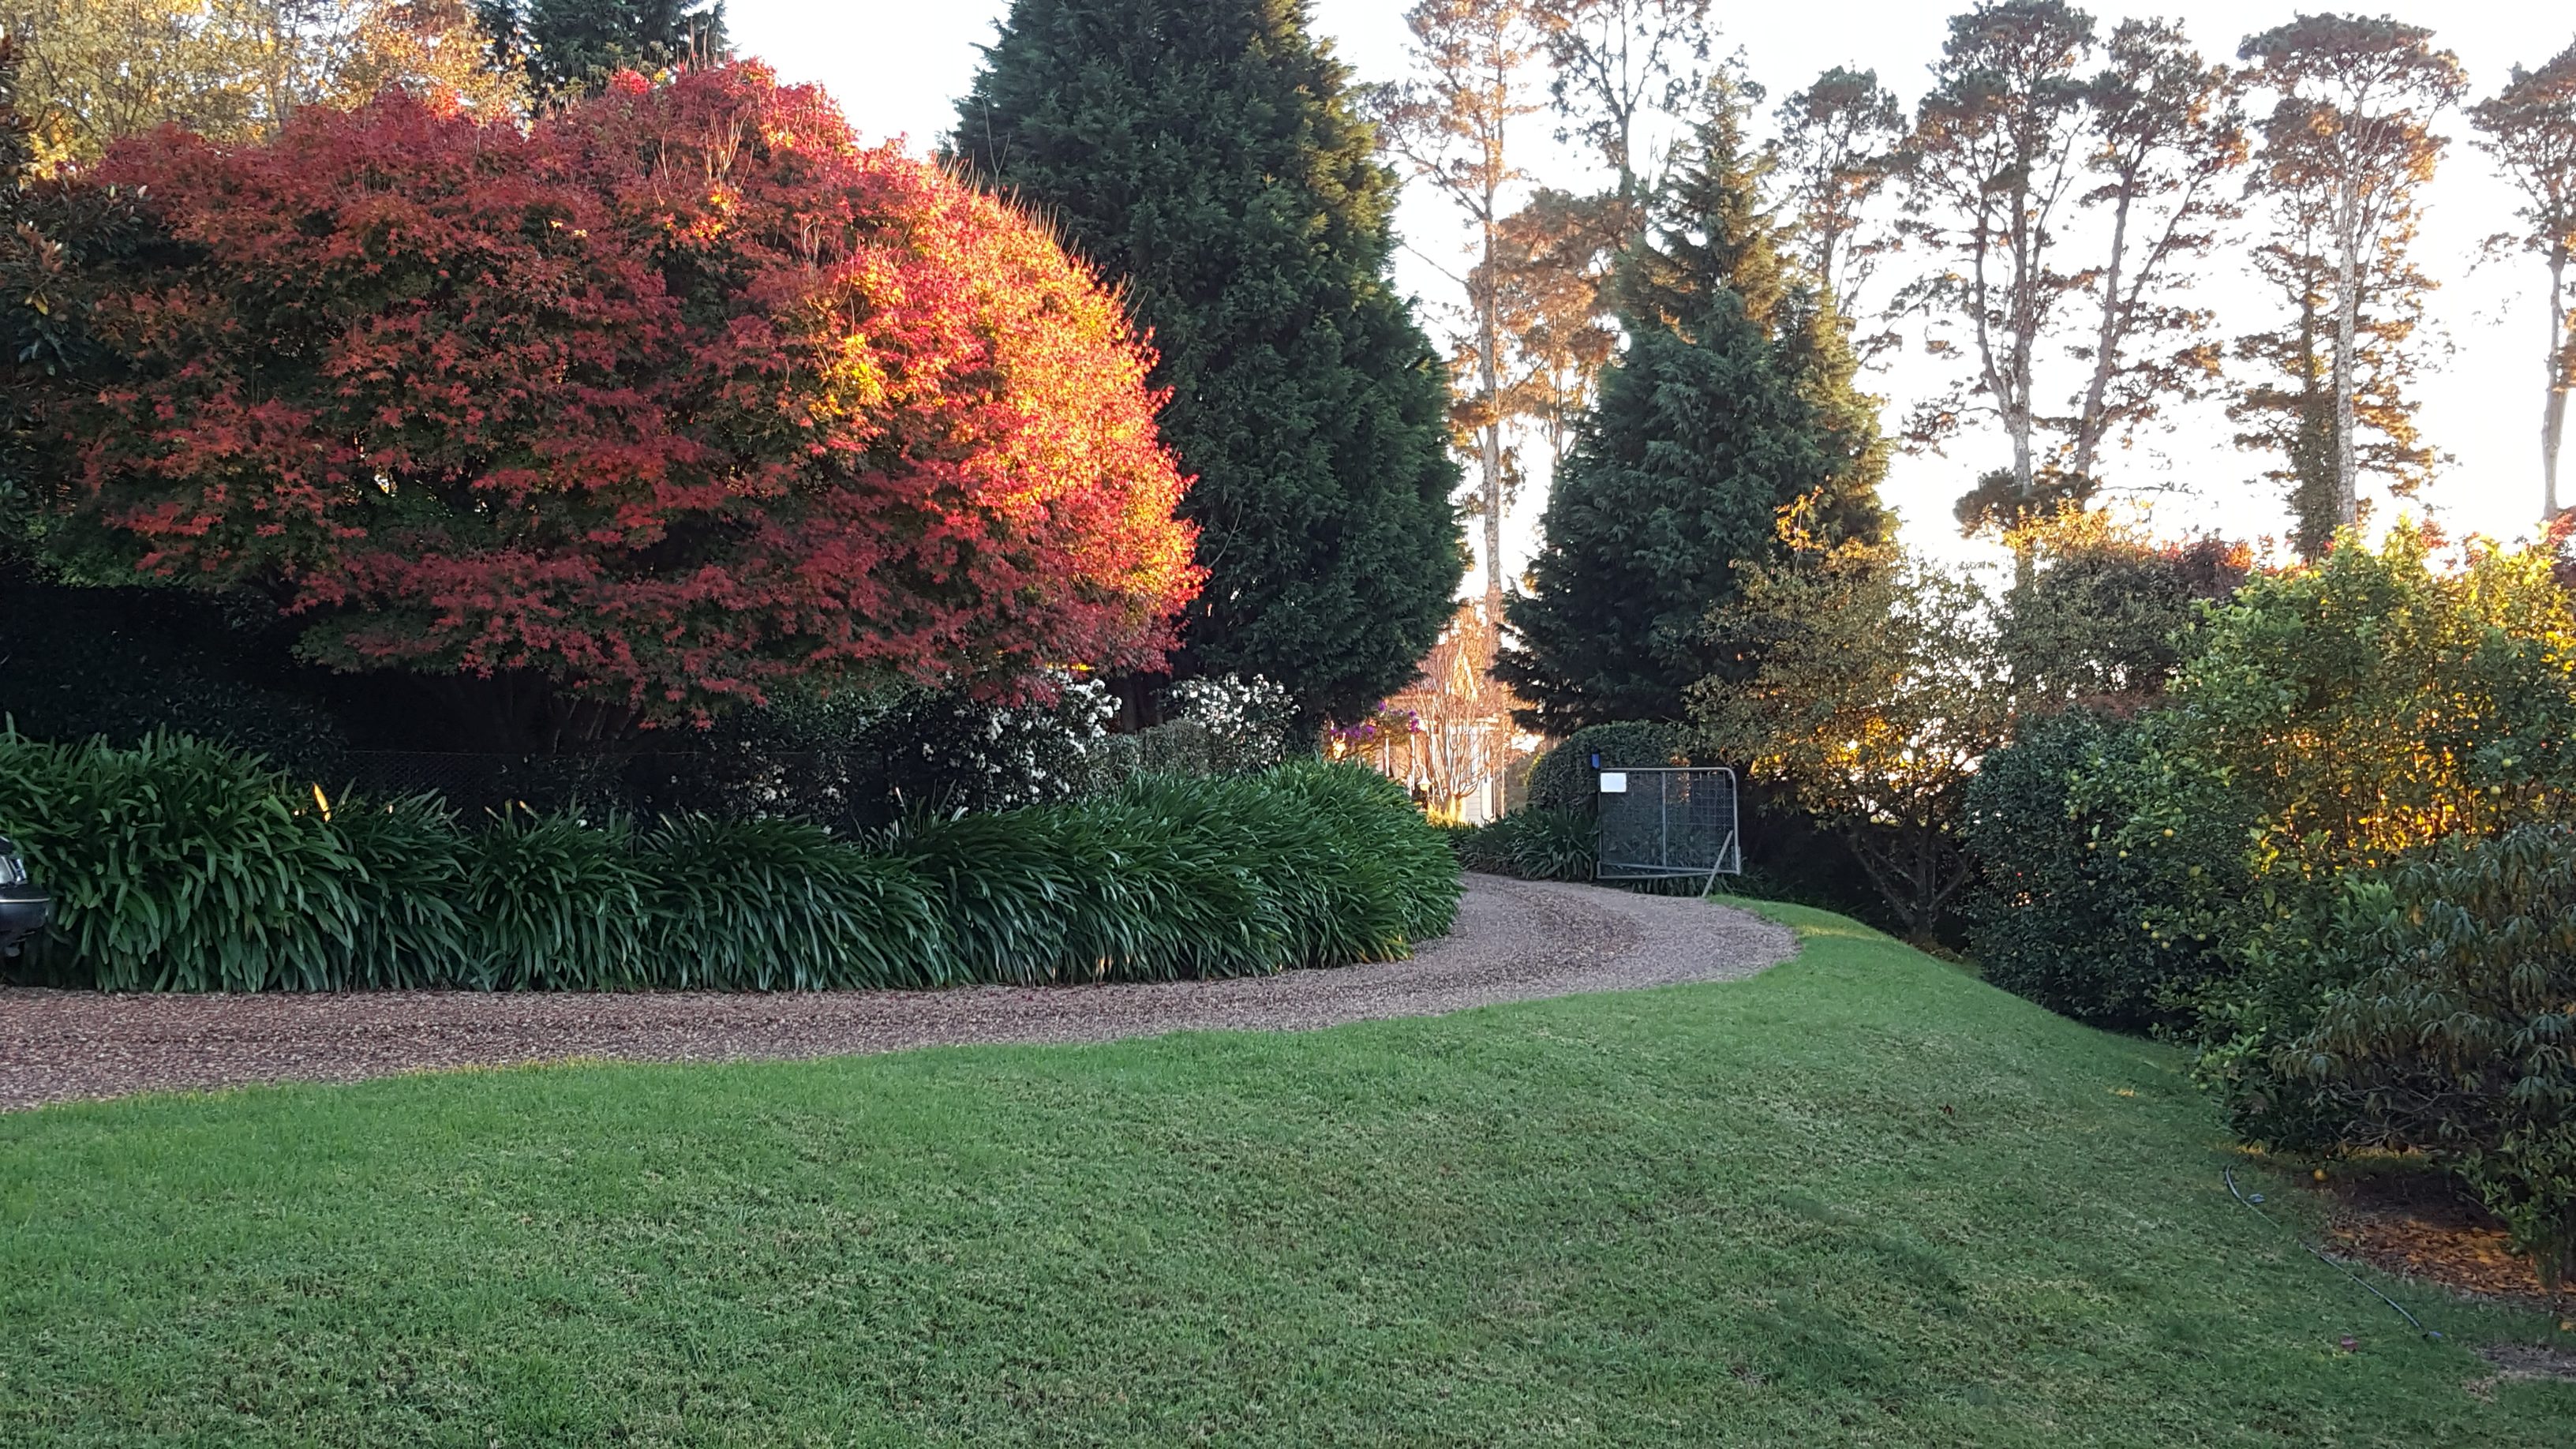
[1082,674,1299,792]
[1160,674,1295,774]
[895,674,1116,813]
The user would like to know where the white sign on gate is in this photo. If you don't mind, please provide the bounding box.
[1599,772,1628,793]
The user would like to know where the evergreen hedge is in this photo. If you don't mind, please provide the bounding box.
[0,733,1458,992]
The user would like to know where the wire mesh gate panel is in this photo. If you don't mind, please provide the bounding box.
[1594,767,1742,889]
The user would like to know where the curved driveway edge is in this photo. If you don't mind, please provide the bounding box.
[0,875,1797,1112]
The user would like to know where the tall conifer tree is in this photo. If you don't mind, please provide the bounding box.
[475,0,726,104]
[1500,82,1889,730]
[956,0,1466,727]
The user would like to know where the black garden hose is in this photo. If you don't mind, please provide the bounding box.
[2224,1165,2442,1341]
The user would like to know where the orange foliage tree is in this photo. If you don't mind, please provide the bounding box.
[44,64,1197,746]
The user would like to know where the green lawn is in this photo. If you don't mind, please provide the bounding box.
[3,904,2567,1447]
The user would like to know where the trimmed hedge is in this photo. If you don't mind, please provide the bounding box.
[1524,722,1689,812]
[0,733,1458,992]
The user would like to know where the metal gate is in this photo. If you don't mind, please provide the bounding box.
[1594,767,1741,893]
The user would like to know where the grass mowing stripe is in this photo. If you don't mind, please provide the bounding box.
[0,901,2567,1446]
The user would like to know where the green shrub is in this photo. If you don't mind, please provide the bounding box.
[1959,712,2238,1032]
[2103,529,2576,1131]
[643,817,945,990]
[0,731,358,990]
[1524,723,1687,813]
[1274,759,1462,947]
[2287,826,2576,1290]
[1456,810,1598,882]
[333,793,474,988]
[456,812,654,990]
[0,736,1457,992]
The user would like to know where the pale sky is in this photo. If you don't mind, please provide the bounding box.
[732,1,2567,578]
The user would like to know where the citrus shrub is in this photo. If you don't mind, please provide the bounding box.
[1959,710,2243,1032]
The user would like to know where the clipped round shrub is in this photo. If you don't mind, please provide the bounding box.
[1525,722,1689,813]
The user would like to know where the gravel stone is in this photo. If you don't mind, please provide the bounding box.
[0,874,1796,1112]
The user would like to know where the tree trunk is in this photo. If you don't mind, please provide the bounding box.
[1480,163,1507,608]
[2331,193,2363,532]
[2070,186,2136,490]
[2546,245,2569,522]
[2009,215,2037,504]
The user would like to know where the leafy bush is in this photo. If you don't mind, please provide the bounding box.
[2286,826,2576,1289]
[0,735,1454,992]
[1524,722,1688,813]
[642,817,945,991]
[1456,810,1598,882]
[0,731,358,990]
[2120,529,2576,1125]
[879,674,1121,814]
[1960,712,2239,1031]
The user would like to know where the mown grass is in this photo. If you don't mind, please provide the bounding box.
[2,902,2568,1446]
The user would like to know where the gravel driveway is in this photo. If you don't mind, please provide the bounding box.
[0,875,1797,1112]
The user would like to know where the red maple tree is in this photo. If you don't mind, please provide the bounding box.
[57,64,1197,743]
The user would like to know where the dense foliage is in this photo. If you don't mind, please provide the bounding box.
[1972,530,2576,1043]
[1955,525,2576,1276]
[39,66,1198,748]
[0,732,1455,991]
[1501,84,1889,731]
[474,0,726,103]
[1994,513,2252,715]
[1696,532,2009,938]
[1522,721,1689,813]
[1960,710,2241,1031]
[0,568,348,769]
[2287,826,2576,1289]
[953,0,1465,726]
[1454,807,1597,882]
[2,0,522,165]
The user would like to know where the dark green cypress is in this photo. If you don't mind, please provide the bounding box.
[476,0,728,104]
[953,0,1466,728]
[1499,84,1889,731]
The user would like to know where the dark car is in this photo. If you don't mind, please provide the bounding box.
[0,835,48,958]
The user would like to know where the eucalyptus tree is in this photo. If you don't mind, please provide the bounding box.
[1376,0,1544,606]
[1900,0,2098,526]
[1531,0,1710,226]
[2061,19,2245,492]
[1481,0,1716,462]
[2236,13,2466,548]
[1773,66,1905,347]
[2470,39,2576,521]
